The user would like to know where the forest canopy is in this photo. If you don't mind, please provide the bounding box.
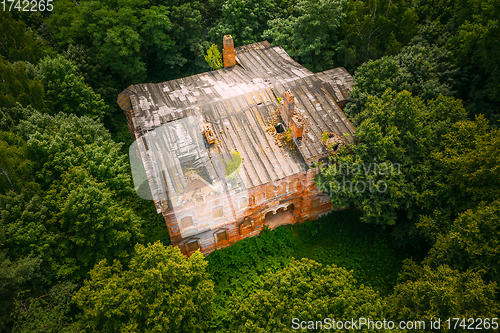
[0,0,499,332]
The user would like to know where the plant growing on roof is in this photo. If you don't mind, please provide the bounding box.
[205,44,223,70]
[224,151,242,179]
[321,131,329,144]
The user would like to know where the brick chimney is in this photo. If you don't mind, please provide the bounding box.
[284,90,294,116]
[223,35,236,68]
[279,89,295,125]
[291,113,303,139]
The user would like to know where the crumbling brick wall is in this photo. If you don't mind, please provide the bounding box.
[165,167,332,256]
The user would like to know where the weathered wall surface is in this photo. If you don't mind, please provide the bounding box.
[165,167,332,256]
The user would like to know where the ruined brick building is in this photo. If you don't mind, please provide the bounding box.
[118,36,355,255]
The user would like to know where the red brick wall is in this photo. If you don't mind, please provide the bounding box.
[164,167,332,256]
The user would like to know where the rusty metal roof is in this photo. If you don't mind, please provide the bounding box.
[120,42,355,199]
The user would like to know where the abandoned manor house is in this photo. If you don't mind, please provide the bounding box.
[118,36,355,255]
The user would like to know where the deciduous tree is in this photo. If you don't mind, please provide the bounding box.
[43,167,143,280]
[30,55,107,119]
[341,0,418,70]
[12,282,80,333]
[0,251,41,333]
[423,201,500,286]
[0,58,45,110]
[210,0,276,46]
[263,0,347,71]
[345,43,456,120]
[387,261,499,323]
[228,258,385,332]
[74,242,214,332]
[418,116,500,237]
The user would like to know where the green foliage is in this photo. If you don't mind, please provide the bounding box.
[0,11,52,64]
[207,227,297,329]
[413,0,500,124]
[224,151,242,177]
[341,0,419,70]
[345,43,456,120]
[0,251,42,333]
[74,242,214,333]
[18,111,130,190]
[0,132,36,194]
[319,89,468,226]
[229,258,385,332]
[424,200,500,286]
[30,55,108,119]
[48,0,207,85]
[263,0,347,71]
[205,44,223,70]
[2,111,148,280]
[449,0,500,104]
[321,131,329,144]
[0,105,37,133]
[0,192,51,260]
[387,260,500,323]
[12,282,79,333]
[207,210,405,331]
[210,0,276,46]
[63,44,119,107]
[207,227,297,298]
[418,115,500,236]
[0,58,45,110]
[43,167,144,280]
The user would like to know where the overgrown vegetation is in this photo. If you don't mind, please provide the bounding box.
[207,210,407,331]
[204,44,223,70]
[223,151,242,178]
[1,0,499,331]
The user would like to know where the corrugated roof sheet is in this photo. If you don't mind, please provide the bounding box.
[119,42,355,204]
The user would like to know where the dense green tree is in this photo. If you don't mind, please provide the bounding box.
[345,43,456,120]
[29,55,108,119]
[0,58,45,110]
[418,116,500,236]
[12,282,79,333]
[423,201,500,286]
[2,111,147,280]
[0,11,52,64]
[412,0,500,124]
[0,192,51,260]
[228,258,385,332]
[0,251,42,333]
[48,0,206,85]
[318,90,427,226]
[387,260,499,324]
[317,90,466,226]
[341,0,419,70]
[210,0,276,46]
[263,0,347,71]
[0,132,36,194]
[415,0,458,25]
[63,45,119,106]
[0,105,37,133]
[447,0,500,123]
[42,166,143,280]
[74,241,214,332]
[17,111,130,190]
[152,1,208,79]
